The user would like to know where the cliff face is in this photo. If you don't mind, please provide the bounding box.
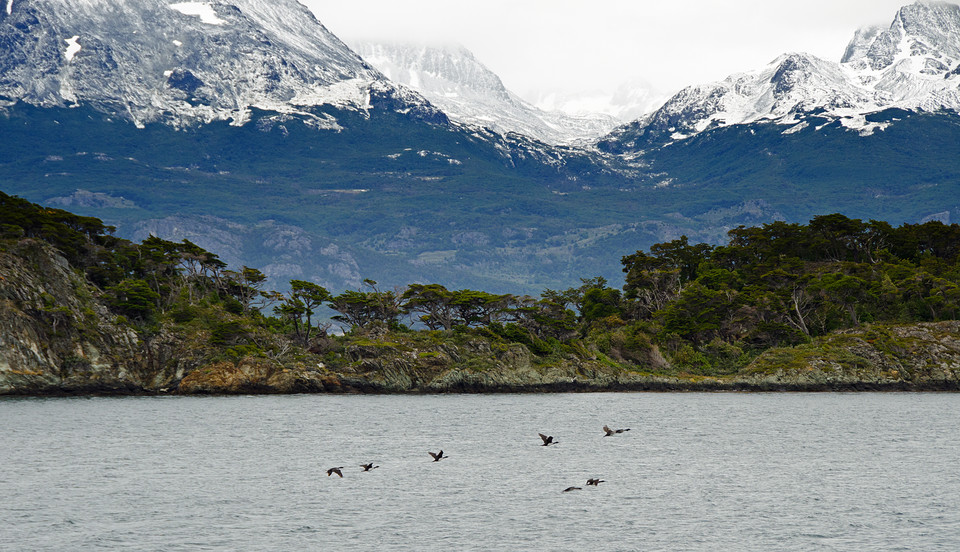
[0,239,144,393]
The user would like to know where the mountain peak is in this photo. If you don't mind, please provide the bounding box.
[603,1,960,149]
[0,0,425,127]
[350,40,621,144]
[352,41,511,102]
[843,1,960,71]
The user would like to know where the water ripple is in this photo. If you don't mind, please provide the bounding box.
[2,393,960,550]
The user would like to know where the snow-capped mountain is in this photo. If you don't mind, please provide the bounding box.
[350,41,620,145]
[0,0,442,128]
[602,1,960,149]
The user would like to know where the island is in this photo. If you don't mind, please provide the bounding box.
[3,191,960,395]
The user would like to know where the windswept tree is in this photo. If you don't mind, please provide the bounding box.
[508,293,578,341]
[621,252,681,319]
[136,236,183,310]
[275,280,331,346]
[450,289,513,327]
[402,284,457,330]
[402,284,514,330]
[329,280,405,330]
[176,239,228,297]
[223,266,269,314]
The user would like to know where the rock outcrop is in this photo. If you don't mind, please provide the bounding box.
[0,239,143,394]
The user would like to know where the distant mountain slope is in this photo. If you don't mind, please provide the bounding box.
[2,0,960,296]
[0,0,444,126]
[350,41,620,145]
[600,1,960,150]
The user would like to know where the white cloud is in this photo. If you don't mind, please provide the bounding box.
[301,0,912,102]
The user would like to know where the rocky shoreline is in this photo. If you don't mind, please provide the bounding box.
[5,240,960,397]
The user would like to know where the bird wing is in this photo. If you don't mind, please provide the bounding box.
[429,451,439,460]
[603,425,613,435]
[539,433,549,444]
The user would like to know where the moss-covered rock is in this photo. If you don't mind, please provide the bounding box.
[741,321,960,389]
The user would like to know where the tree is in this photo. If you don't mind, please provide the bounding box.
[224,266,269,313]
[402,284,457,330]
[657,282,737,344]
[106,278,160,321]
[275,280,330,346]
[647,236,713,284]
[580,286,622,325]
[176,239,228,297]
[622,252,681,319]
[507,294,578,341]
[329,280,405,330]
[813,272,872,327]
[450,289,512,327]
[137,236,183,309]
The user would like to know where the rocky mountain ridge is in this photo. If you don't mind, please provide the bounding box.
[350,41,622,145]
[2,0,960,297]
[0,0,443,127]
[602,1,960,150]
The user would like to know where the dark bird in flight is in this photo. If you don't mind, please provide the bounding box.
[429,450,446,462]
[360,463,379,471]
[603,425,631,436]
[326,467,344,477]
[539,433,558,446]
[563,486,582,492]
[586,478,605,486]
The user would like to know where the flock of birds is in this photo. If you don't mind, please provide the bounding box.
[326,425,631,492]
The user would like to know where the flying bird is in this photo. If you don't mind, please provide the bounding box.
[586,478,605,486]
[360,463,379,471]
[429,450,446,462]
[562,486,582,492]
[539,433,558,446]
[603,425,631,436]
[326,466,344,477]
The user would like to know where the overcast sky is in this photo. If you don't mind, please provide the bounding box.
[301,0,914,101]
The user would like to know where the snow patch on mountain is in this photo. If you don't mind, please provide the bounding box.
[607,1,960,146]
[351,40,621,145]
[168,2,226,25]
[63,35,81,61]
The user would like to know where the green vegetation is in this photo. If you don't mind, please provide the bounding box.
[4,104,959,296]
[4,190,960,385]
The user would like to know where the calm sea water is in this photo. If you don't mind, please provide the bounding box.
[2,393,959,551]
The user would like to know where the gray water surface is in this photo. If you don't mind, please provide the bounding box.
[2,393,959,551]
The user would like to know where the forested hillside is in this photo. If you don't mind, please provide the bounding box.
[3,191,960,394]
